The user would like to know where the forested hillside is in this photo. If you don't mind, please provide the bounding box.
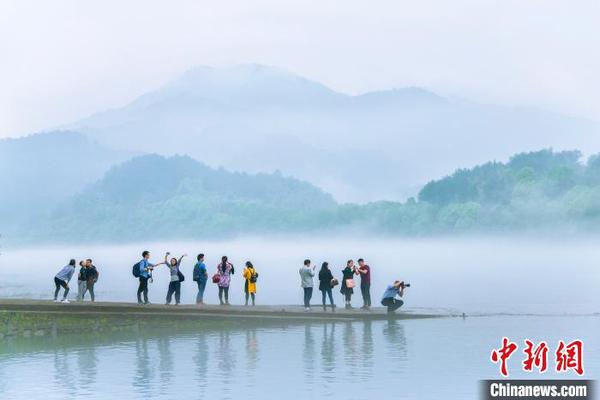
[8,148,600,244]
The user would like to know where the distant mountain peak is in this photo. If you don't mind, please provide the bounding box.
[355,87,446,105]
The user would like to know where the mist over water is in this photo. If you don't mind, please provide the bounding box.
[1,237,597,314]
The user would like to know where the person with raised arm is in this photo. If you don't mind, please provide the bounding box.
[162,252,186,305]
[134,250,158,305]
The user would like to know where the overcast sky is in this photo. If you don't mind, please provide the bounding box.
[1,0,599,138]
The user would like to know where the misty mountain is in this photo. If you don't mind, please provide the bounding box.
[71,64,600,202]
[9,148,600,244]
[35,154,336,242]
[0,131,134,226]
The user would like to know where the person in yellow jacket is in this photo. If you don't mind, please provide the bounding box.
[243,261,258,306]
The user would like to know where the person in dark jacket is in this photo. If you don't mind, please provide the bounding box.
[318,262,335,311]
[83,259,99,302]
[76,261,88,301]
[340,259,358,309]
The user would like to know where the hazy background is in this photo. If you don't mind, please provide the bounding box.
[2,0,600,138]
[2,1,600,241]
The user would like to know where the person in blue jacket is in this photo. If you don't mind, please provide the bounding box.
[193,253,208,305]
[137,250,158,305]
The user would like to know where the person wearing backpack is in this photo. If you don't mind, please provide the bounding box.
[318,262,335,311]
[242,261,258,306]
[83,258,99,302]
[53,259,76,303]
[216,256,233,305]
[162,252,186,305]
[134,250,158,305]
[193,253,208,305]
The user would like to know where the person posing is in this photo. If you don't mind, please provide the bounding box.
[193,253,208,305]
[381,281,408,313]
[162,252,186,305]
[216,256,233,305]
[357,258,371,310]
[54,259,76,303]
[136,250,158,305]
[77,260,88,301]
[318,262,335,311]
[242,261,258,306]
[340,259,358,309]
[83,259,99,302]
[299,259,315,311]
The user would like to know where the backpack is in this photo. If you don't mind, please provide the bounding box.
[177,270,185,282]
[132,262,141,278]
[249,270,258,283]
[192,263,200,282]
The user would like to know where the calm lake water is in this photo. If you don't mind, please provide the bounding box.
[0,238,598,399]
[0,316,598,400]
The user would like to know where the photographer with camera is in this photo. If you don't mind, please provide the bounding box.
[381,280,410,314]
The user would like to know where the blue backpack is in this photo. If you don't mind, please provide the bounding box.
[132,261,142,278]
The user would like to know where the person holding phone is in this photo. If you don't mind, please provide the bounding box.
[340,259,358,309]
[299,259,315,311]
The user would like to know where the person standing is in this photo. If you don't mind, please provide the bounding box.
[299,259,315,311]
[53,259,76,303]
[193,253,208,305]
[216,256,233,305]
[242,261,258,306]
[318,262,335,311]
[357,258,371,310]
[136,250,157,305]
[381,281,408,313]
[163,252,186,305]
[77,260,88,301]
[84,259,99,302]
[340,259,358,309]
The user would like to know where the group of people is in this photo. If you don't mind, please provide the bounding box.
[299,258,406,313]
[53,251,408,313]
[53,258,99,303]
[130,251,258,306]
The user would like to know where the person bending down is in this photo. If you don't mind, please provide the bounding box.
[381,281,409,313]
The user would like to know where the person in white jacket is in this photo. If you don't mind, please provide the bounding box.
[299,259,315,311]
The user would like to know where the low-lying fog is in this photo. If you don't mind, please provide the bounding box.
[0,238,597,315]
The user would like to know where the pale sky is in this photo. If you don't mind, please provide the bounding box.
[1,0,599,138]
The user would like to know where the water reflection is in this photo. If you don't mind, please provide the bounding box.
[193,334,209,391]
[76,346,98,393]
[133,338,154,393]
[2,319,410,400]
[0,317,597,400]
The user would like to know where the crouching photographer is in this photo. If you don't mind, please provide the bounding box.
[381,280,410,314]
